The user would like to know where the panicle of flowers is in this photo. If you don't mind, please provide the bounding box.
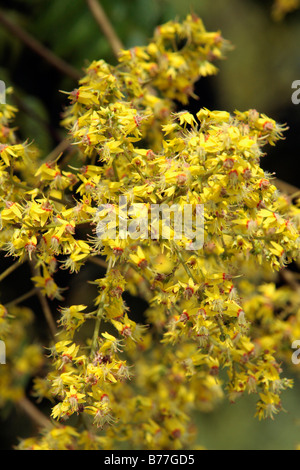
[0,14,300,450]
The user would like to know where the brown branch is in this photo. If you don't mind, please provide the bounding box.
[42,139,72,165]
[17,396,53,429]
[0,10,82,81]
[87,256,108,269]
[86,0,124,58]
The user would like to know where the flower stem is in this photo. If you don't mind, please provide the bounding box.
[215,316,226,342]
[173,243,199,284]
[124,152,146,182]
[29,262,57,341]
[112,158,120,182]
[91,257,113,355]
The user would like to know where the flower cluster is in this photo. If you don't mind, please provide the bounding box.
[1,14,300,450]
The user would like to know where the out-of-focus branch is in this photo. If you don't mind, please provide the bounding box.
[0,258,26,283]
[0,10,82,81]
[280,269,300,294]
[274,178,300,196]
[87,256,108,269]
[4,287,37,309]
[17,397,53,429]
[86,0,124,58]
[42,139,72,165]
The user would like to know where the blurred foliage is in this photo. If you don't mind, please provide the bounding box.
[196,371,300,450]
[0,0,300,450]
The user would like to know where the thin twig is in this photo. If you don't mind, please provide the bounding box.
[29,262,57,341]
[17,396,53,429]
[4,287,37,309]
[86,0,124,58]
[0,10,82,81]
[41,139,72,165]
[0,258,26,283]
[35,290,57,341]
[87,256,108,269]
